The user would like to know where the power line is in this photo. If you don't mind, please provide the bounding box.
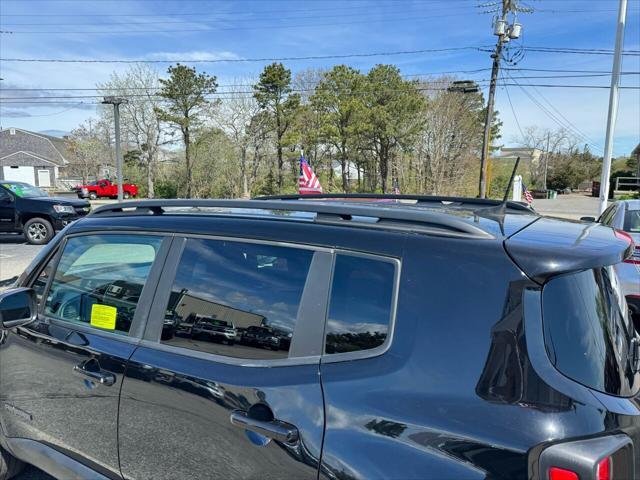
[6,71,640,92]
[0,11,481,34]
[505,73,604,154]
[500,70,525,140]
[510,70,603,149]
[0,5,472,26]
[0,46,489,64]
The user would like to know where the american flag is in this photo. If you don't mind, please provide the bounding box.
[299,155,323,194]
[522,183,533,204]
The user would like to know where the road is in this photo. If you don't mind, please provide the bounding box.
[532,192,600,220]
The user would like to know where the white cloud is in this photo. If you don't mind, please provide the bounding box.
[145,51,240,62]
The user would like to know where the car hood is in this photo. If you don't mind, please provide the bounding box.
[24,196,90,208]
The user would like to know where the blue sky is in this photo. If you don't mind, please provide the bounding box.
[0,0,639,155]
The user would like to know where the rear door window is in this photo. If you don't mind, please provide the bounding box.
[160,238,313,360]
[624,209,640,233]
[325,253,397,355]
[542,267,640,396]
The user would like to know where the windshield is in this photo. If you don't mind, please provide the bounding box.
[542,266,640,397]
[1,182,48,198]
[624,209,640,233]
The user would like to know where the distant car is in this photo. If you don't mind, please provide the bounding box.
[583,199,640,322]
[241,326,280,350]
[191,317,237,345]
[76,179,138,200]
[0,181,90,244]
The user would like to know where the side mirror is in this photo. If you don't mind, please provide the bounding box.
[0,195,13,204]
[580,216,597,223]
[0,288,37,329]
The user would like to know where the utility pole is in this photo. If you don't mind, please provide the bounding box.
[598,0,628,214]
[479,0,522,198]
[102,96,128,202]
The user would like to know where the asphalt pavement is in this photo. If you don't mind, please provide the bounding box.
[0,234,44,286]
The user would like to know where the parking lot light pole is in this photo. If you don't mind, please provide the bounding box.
[102,96,128,202]
[598,0,628,215]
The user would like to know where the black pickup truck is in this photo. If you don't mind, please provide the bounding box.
[0,181,90,245]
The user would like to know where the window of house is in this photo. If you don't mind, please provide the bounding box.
[43,235,163,335]
[325,254,396,355]
[160,238,314,360]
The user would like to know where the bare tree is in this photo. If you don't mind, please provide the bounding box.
[99,64,171,198]
[416,85,484,195]
[65,120,112,183]
[214,80,260,198]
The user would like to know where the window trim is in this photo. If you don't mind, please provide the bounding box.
[143,234,333,367]
[321,249,401,364]
[33,231,172,341]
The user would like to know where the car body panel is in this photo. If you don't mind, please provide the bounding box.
[0,321,135,479]
[118,346,323,480]
[505,216,633,283]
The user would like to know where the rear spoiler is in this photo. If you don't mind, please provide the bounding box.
[504,217,635,284]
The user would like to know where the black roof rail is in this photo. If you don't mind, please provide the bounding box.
[88,199,494,239]
[254,193,534,212]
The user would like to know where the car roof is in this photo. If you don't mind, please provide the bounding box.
[619,199,640,211]
[83,197,540,241]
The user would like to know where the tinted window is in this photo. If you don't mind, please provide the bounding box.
[543,267,639,396]
[325,254,396,354]
[160,238,313,360]
[624,209,640,233]
[44,235,162,335]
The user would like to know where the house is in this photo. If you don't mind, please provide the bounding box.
[491,147,544,165]
[0,127,69,188]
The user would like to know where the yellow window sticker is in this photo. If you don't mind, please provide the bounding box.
[90,304,117,330]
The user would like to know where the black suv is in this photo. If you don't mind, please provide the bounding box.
[0,195,638,480]
[0,181,90,245]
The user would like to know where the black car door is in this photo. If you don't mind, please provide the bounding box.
[0,186,16,231]
[117,236,331,480]
[0,232,169,478]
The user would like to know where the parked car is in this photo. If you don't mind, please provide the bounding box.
[582,199,640,324]
[190,316,237,345]
[76,179,138,200]
[0,181,90,245]
[0,195,639,480]
[241,325,280,351]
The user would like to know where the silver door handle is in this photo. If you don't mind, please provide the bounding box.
[230,410,299,444]
[73,364,116,386]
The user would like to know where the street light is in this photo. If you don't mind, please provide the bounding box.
[101,96,128,202]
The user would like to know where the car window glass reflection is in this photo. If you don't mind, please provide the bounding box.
[43,235,162,335]
[325,254,396,354]
[160,239,313,360]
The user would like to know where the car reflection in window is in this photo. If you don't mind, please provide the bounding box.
[160,239,312,360]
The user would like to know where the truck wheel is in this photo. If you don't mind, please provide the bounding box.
[89,192,98,200]
[0,447,25,480]
[24,218,54,245]
[123,191,131,199]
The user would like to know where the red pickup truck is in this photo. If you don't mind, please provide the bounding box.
[76,179,138,200]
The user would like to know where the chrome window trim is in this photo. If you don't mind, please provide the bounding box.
[34,231,172,340]
[144,233,334,367]
[138,338,321,368]
[321,249,401,364]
